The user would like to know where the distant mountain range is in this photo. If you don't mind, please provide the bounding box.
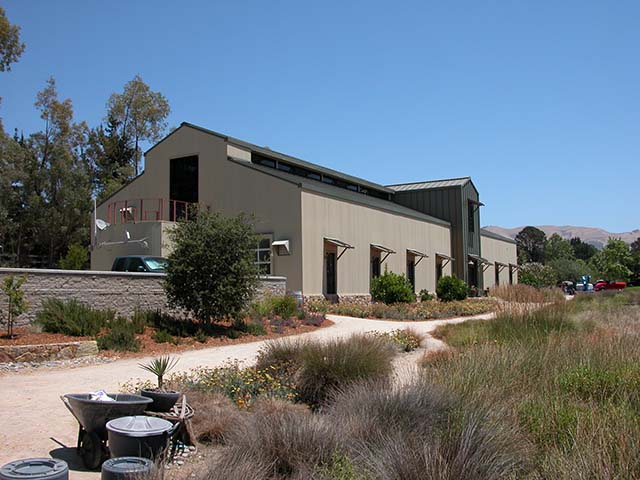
[483,225,640,249]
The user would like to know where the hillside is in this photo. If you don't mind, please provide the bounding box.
[483,225,640,249]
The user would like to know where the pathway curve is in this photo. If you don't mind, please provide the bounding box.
[0,312,494,477]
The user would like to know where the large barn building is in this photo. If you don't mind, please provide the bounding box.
[91,123,517,300]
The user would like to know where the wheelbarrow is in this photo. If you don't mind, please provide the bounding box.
[61,393,152,469]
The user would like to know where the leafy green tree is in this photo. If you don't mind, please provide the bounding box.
[570,237,598,261]
[545,234,574,262]
[630,237,640,285]
[107,75,170,175]
[165,210,259,322]
[0,6,25,72]
[589,238,633,281]
[515,226,546,264]
[370,268,415,304]
[518,262,556,288]
[87,115,135,202]
[1,274,28,338]
[547,258,595,283]
[58,243,88,270]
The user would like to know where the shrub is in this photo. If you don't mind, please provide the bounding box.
[271,295,299,319]
[301,312,325,327]
[419,288,435,302]
[256,338,306,371]
[490,284,564,303]
[373,328,423,352]
[436,275,468,302]
[296,334,396,408]
[207,398,338,479]
[171,361,297,408]
[1,274,28,338]
[152,329,175,344]
[165,210,259,322]
[186,390,243,444]
[130,307,149,334]
[370,269,415,304]
[36,298,114,337]
[243,321,267,336]
[97,317,140,352]
[58,243,88,270]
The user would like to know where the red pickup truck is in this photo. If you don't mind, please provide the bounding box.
[594,280,627,292]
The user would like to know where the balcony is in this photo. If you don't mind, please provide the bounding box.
[106,198,196,225]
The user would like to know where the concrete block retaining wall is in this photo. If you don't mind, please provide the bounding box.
[0,268,286,328]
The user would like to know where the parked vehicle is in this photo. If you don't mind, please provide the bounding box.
[560,281,575,295]
[111,256,168,273]
[594,280,627,292]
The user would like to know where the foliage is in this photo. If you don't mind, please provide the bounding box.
[186,390,243,445]
[490,284,565,303]
[152,329,177,344]
[165,210,259,322]
[242,321,268,336]
[547,257,595,284]
[270,295,298,319]
[516,226,547,264]
[545,233,575,262]
[570,237,598,261]
[130,307,149,334]
[139,355,179,390]
[373,328,422,352]
[170,361,297,408]
[518,262,556,288]
[422,297,640,478]
[1,274,27,337]
[35,298,113,336]
[0,6,25,72]
[326,297,496,320]
[58,243,88,270]
[370,269,415,304]
[433,303,582,347]
[589,238,633,281]
[436,275,468,301]
[418,288,435,302]
[96,316,140,352]
[106,75,170,175]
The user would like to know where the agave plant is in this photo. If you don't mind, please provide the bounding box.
[139,355,179,390]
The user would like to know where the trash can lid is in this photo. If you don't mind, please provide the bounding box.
[101,457,154,473]
[0,458,68,480]
[107,415,173,437]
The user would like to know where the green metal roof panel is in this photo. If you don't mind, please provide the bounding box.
[228,157,450,227]
[387,177,472,191]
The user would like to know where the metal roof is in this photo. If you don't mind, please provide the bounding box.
[178,122,395,195]
[228,157,451,228]
[386,177,472,191]
[479,228,517,245]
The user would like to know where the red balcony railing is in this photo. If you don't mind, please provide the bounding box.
[106,198,196,225]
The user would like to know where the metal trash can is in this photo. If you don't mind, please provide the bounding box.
[0,458,68,480]
[101,457,156,480]
[107,415,176,460]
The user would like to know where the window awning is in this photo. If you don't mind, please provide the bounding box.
[407,249,428,258]
[272,239,290,255]
[324,237,354,249]
[436,253,454,261]
[469,254,491,266]
[495,261,508,270]
[509,263,521,270]
[468,199,485,207]
[370,243,396,254]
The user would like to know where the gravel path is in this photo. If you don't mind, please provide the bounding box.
[0,312,493,478]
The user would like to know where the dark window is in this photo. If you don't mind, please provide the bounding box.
[112,258,126,271]
[322,176,336,185]
[325,252,337,295]
[509,266,514,285]
[256,236,272,275]
[368,189,390,200]
[277,162,292,173]
[371,255,381,279]
[306,171,321,181]
[126,257,146,272]
[407,256,416,289]
[468,204,475,232]
[170,156,198,221]
[436,259,443,283]
[495,263,500,286]
[256,155,276,168]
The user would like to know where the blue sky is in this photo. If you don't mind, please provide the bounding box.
[1,1,638,232]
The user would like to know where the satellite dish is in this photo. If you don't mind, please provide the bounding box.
[95,219,110,231]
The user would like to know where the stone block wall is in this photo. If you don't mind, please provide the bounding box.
[0,268,286,328]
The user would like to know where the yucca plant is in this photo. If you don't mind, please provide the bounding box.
[139,355,179,390]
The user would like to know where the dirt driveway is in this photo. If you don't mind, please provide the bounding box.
[0,312,493,478]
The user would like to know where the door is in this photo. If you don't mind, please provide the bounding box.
[325,252,337,295]
[495,263,500,287]
[407,255,416,290]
